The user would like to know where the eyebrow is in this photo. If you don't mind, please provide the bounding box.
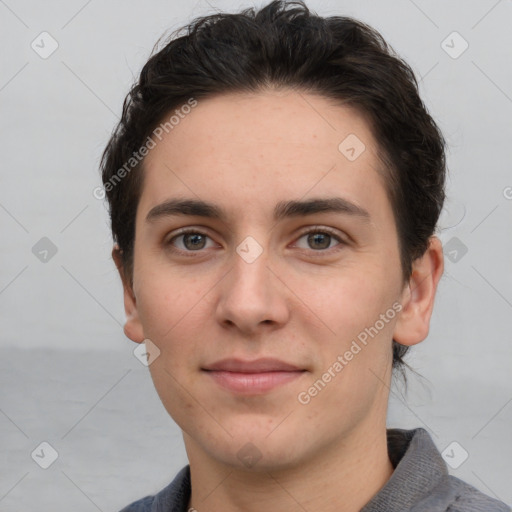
[145,197,371,224]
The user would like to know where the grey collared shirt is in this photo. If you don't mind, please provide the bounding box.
[120,428,510,512]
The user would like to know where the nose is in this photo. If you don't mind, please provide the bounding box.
[215,241,290,335]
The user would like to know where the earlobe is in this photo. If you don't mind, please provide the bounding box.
[393,236,444,347]
[112,245,145,344]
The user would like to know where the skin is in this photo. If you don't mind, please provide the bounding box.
[113,89,444,512]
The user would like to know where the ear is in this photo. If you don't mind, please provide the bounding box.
[112,245,145,344]
[393,236,444,346]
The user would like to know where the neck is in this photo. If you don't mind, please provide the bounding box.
[185,420,394,512]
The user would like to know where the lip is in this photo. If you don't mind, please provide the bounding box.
[202,358,306,395]
[202,357,303,372]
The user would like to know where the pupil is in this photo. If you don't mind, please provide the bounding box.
[185,234,205,250]
[309,233,330,250]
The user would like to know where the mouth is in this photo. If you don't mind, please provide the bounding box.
[201,358,307,395]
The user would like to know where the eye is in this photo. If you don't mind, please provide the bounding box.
[165,226,346,255]
[293,227,345,252]
[166,229,216,252]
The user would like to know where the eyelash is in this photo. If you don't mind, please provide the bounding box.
[165,226,346,257]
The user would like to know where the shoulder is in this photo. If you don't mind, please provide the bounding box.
[363,428,510,512]
[119,495,154,512]
[118,465,191,512]
[411,473,511,512]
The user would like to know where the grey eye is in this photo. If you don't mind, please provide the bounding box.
[182,233,207,250]
[307,232,332,250]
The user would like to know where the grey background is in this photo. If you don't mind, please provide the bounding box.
[1,0,511,510]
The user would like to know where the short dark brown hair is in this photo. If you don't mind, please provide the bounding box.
[99,0,446,371]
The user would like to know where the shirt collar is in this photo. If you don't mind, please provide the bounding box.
[361,427,448,511]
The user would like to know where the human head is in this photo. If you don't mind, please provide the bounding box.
[100,0,445,378]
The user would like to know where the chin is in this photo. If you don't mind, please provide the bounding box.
[201,423,310,472]
[215,443,304,473]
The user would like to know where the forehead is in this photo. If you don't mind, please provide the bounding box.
[139,89,391,224]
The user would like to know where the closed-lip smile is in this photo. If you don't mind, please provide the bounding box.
[202,357,304,373]
[202,358,307,394]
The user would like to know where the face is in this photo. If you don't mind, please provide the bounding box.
[117,89,439,471]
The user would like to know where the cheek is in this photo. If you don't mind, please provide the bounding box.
[139,278,206,421]
[293,264,393,337]
[135,266,207,340]
[135,269,216,385]
[147,356,200,435]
